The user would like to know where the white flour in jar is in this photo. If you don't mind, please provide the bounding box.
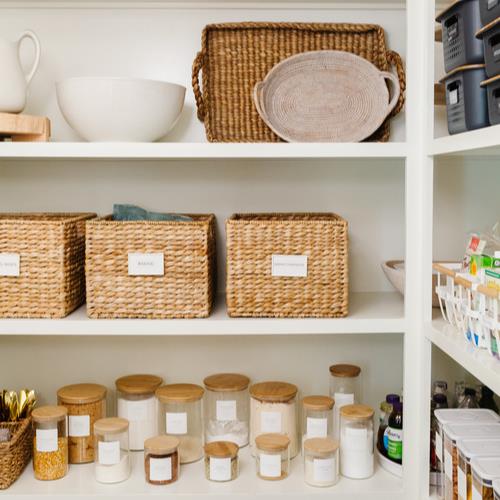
[340,426,374,479]
[117,396,156,451]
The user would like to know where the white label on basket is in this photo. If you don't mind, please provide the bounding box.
[261,411,282,433]
[271,254,307,277]
[128,253,164,276]
[458,467,467,500]
[0,253,19,277]
[210,457,232,481]
[314,457,335,483]
[436,432,443,462]
[488,0,498,10]
[36,428,58,452]
[449,89,459,106]
[307,417,328,438]
[216,400,237,422]
[444,449,453,479]
[98,440,120,465]
[166,412,187,435]
[69,415,90,437]
[259,453,281,478]
[472,485,482,500]
[149,457,172,481]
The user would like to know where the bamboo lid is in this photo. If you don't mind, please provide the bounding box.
[57,383,107,405]
[94,417,129,435]
[329,364,361,378]
[249,381,298,403]
[32,405,68,423]
[302,395,334,411]
[304,437,339,455]
[144,435,180,455]
[255,433,290,452]
[156,383,204,403]
[340,404,374,420]
[204,373,250,392]
[204,441,239,458]
[115,374,163,395]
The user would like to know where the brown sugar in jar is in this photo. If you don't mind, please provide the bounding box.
[144,435,180,485]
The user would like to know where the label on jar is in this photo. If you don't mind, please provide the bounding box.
[210,457,232,481]
[98,440,120,465]
[166,412,187,435]
[0,253,20,276]
[458,467,467,500]
[149,457,172,481]
[333,392,354,439]
[271,254,308,277]
[69,415,90,437]
[306,417,328,438]
[436,432,443,462]
[36,428,58,452]
[128,252,164,276]
[444,449,453,479]
[313,457,335,482]
[216,400,237,422]
[260,411,282,433]
[259,453,281,478]
[472,485,482,500]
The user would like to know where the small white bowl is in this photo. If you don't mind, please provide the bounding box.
[56,77,186,142]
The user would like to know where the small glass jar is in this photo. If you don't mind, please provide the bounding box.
[339,404,374,479]
[249,381,298,458]
[32,406,68,481]
[255,433,290,481]
[156,383,204,464]
[203,373,250,447]
[303,437,339,487]
[329,364,361,441]
[116,374,163,451]
[302,395,334,448]
[471,457,500,500]
[144,435,180,485]
[57,383,107,464]
[94,417,131,484]
[204,441,239,482]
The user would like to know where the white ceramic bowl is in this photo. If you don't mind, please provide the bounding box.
[56,77,186,142]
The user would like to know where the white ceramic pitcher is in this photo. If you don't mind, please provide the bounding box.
[0,31,41,114]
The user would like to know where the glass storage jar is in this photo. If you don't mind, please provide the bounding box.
[57,383,107,464]
[204,441,239,482]
[94,417,131,484]
[471,457,500,500]
[249,381,298,458]
[144,435,180,485]
[32,406,68,481]
[339,404,374,479]
[302,395,334,448]
[329,364,361,440]
[303,437,339,487]
[156,383,204,464]
[115,373,163,451]
[255,433,290,481]
[203,373,250,448]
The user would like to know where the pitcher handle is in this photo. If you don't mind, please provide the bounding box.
[18,30,41,85]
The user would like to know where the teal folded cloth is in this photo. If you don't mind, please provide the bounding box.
[112,204,193,222]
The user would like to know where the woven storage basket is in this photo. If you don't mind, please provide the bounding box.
[0,419,33,489]
[192,22,406,143]
[226,213,348,318]
[0,213,96,318]
[86,214,216,319]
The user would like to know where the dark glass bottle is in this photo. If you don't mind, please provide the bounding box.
[377,394,400,457]
[386,401,403,464]
[479,386,499,413]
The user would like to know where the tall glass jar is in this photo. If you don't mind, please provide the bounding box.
[329,364,361,440]
[301,395,334,448]
[471,457,500,500]
[156,383,204,464]
[57,383,107,464]
[94,417,131,484]
[339,404,374,479]
[303,437,339,487]
[255,433,290,481]
[204,441,239,482]
[203,373,250,447]
[115,374,163,451]
[249,381,298,458]
[144,435,180,485]
[32,406,68,481]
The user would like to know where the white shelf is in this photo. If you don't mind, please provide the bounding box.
[431,125,500,157]
[3,448,404,500]
[0,292,405,336]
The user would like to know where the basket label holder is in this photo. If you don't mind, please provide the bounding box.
[271,254,308,277]
[128,252,164,276]
[0,253,20,276]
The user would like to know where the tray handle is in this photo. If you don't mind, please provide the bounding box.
[386,50,406,118]
[192,51,206,122]
[380,71,401,116]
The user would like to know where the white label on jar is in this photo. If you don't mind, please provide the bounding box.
[0,253,20,276]
[98,440,120,465]
[166,412,187,435]
[149,457,172,481]
[314,457,335,483]
[271,254,308,277]
[436,432,443,462]
[333,392,354,439]
[307,417,328,438]
[472,485,482,500]
[210,457,232,481]
[36,428,58,452]
[216,400,237,422]
[126,400,148,421]
[69,415,90,437]
[261,411,282,433]
[345,427,369,451]
[128,252,164,276]
[259,453,281,478]
[458,467,467,500]
[444,449,453,479]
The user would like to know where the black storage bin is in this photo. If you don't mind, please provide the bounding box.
[477,17,500,77]
[481,73,500,124]
[440,64,490,134]
[480,0,500,26]
[436,0,484,73]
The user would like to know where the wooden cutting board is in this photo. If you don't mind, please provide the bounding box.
[0,112,51,142]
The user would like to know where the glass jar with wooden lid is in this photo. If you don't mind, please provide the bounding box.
[302,395,334,448]
[303,437,339,487]
[115,374,163,451]
[204,441,239,482]
[156,383,204,464]
[144,435,180,485]
[255,433,290,481]
[32,405,68,481]
[57,383,107,464]
[203,373,250,448]
[339,404,374,479]
[249,381,298,458]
